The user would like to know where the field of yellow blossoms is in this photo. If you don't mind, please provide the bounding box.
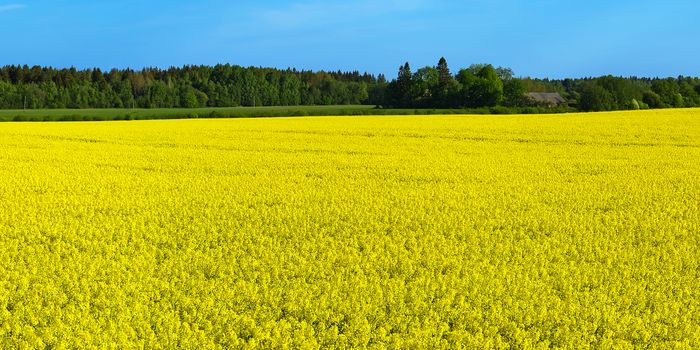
[1,110,699,348]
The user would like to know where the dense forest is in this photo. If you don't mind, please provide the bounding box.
[1,59,700,112]
[0,65,375,109]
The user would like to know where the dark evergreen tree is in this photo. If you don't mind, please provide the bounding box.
[434,57,459,107]
[437,58,451,86]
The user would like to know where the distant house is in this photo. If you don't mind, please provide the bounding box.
[526,92,567,107]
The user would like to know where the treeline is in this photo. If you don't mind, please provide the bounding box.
[376,58,526,108]
[377,58,700,111]
[519,75,700,111]
[0,65,376,109]
[1,61,700,112]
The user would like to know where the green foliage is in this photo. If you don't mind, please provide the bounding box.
[643,91,664,109]
[651,78,680,107]
[3,63,700,113]
[0,65,375,109]
[455,65,504,108]
[503,79,528,107]
[631,98,640,110]
[385,63,422,108]
[433,58,460,108]
[579,83,615,112]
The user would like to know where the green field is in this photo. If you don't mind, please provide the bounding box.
[0,105,571,122]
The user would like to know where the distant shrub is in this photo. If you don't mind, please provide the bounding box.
[631,99,641,110]
[58,114,84,122]
[490,106,512,114]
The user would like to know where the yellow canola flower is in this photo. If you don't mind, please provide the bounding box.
[0,110,699,349]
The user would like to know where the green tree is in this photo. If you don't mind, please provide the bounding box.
[503,79,527,107]
[414,66,439,107]
[386,62,420,107]
[642,91,664,109]
[456,65,504,107]
[180,86,199,108]
[651,79,680,107]
[579,83,615,111]
[433,57,459,107]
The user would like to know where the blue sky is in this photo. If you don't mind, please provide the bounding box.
[0,0,698,78]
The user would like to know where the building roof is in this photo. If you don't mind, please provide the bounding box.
[526,92,566,105]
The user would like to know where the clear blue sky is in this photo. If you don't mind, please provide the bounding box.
[1,0,698,79]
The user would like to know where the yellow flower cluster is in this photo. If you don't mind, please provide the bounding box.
[1,110,699,348]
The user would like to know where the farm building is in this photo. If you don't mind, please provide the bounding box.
[526,92,567,107]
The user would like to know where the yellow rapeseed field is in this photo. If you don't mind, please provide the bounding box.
[1,110,699,349]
